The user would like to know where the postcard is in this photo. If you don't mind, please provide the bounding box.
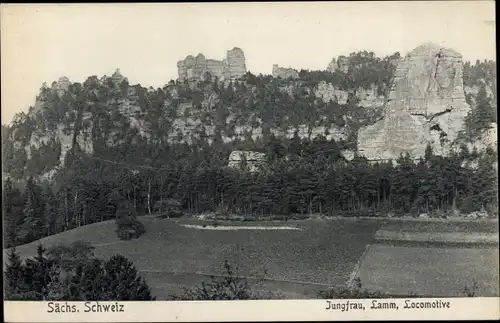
[1,2,498,322]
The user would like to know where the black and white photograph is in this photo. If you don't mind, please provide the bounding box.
[1,1,498,321]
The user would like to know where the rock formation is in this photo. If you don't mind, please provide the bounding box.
[111,68,126,85]
[272,65,299,79]
[57,76,71,91]
[358,43,472,160]
[337,56,349,73]
[226,47,247,79]
[327,58,337,72]
[326,55,349,73]
[228,150,266,172]
[177,47,246,82]
[314,81,385,108]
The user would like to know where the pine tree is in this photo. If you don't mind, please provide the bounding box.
[43,265,65,301]
[16,244,53,300]
[23,177,46,241]
[424,143,434,162]
[102,254,154,300]
[23,184,37,242]
[3,177,24,247]
[4,248,26,299]
[43,186,58,236]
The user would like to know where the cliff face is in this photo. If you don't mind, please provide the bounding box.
[358,43,473,159]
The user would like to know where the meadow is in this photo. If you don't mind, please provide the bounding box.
[5,216,498,299]
[5,217,378,299]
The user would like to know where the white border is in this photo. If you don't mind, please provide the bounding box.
[4,298,500,322]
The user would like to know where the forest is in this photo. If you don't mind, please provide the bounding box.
[2,53,498,248]
[4,134,498,248]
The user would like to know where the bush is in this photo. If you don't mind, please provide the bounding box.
[172,261,259,300]
[115,200,146,240]
[319,278,393,299]
[46,240,96,272]
[463,279,479,297]
[166,209,184,218]
[155,198,184,218]
[116,219,145,240]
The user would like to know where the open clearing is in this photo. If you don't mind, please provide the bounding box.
[6,217,377,299]
[356,244,500,297]
[5,216,499,299]
[377,218,499,234]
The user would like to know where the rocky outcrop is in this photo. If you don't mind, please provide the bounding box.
[228,150,266,172]
[272,65,299,79]
[327,58,337,73]
[337,56,349,73]
[314,82,385,108]
[177,47,247,82]
[111,68,126,85]
[326,56,348,73]
[57,76,71,91]
[226,47,247,79]
[314,82,348,104]
[358,43,472,160]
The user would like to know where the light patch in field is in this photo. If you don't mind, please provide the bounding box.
[375,230,499,244]
[355,244,500,297]
[181,224,302,231]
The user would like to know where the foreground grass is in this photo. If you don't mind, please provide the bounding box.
[6,215,498,299]
[356,244,500,297]
[377,218,499,234]
[6,216,378,299]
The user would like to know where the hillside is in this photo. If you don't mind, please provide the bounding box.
[6,216,499,299]
[2,46,496,182]
[2,44,498,249]
[5,216,378,299]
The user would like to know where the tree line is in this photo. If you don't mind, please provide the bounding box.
[4,129,498,248]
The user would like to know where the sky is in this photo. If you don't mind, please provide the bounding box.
[1,2,496,125]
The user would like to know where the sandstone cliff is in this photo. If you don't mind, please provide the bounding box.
[358,43,473,160]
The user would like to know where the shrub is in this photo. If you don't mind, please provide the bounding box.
[115,200,146,240]
[318,278,384,299]
[463,279,479,297]
[154,198,184,218]
[172,261,259,300]
[46,240,96,272]
[116,219,145,240]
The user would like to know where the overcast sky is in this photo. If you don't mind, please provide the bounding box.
[1,2,496,125]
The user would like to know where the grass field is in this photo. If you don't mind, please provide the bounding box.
[377,218,499,234]
[5,217,378,299]
[5,216,499,299]
[356,245,500,297]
